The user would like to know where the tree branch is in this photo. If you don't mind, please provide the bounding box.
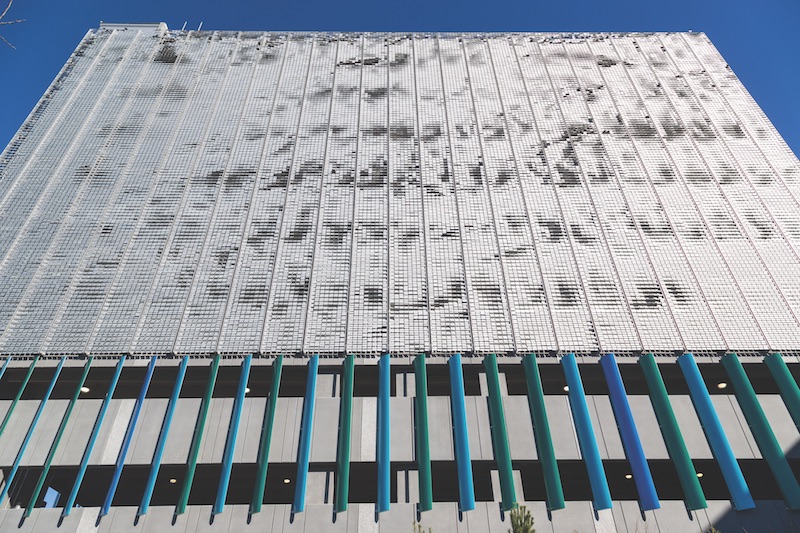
[0,33,15,49]
[0,0,15,22]
[0,0,23,49]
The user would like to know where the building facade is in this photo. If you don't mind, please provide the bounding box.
[0,22,798,531]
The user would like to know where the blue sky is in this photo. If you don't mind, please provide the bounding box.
[1,0,798,155]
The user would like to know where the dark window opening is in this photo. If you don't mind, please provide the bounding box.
[430,461,494,502]
[519,459,800,501]
[0,359,790,400]
[4,458,799,509]
[422,364,481,396]
[343,463,378,503]
[502,361,786,396]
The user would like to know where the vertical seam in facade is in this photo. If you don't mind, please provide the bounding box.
[435,34,476,354]
[487,36,560,352]
[259,36,317,354]
[460,37,518,354]
[612,37,773,349]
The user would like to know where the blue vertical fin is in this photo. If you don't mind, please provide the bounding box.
[449,353,475,512]
[377,354,391,513]
[100,355,157,516]
[562,353,612,511]
[138,355,189,516]
[62,355,126,517]
[213,354,252,515]
[0,357,65,503]
[600,353,659,510]
[293,354,319,514]
[677,353,754,510]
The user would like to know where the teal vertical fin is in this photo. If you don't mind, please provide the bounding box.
[639,353,706,510]
[678,353,754,510]
[522,354,564,511]
[722,353,800,510]
[0,357,64,502]
[562,353,612,510]
[414,354,433,513]
[213,354,252,515]
[0,355,40,438]
[765,353,800,433]
[293,354,319,514]
[483,354,516,511]
[377,354,391,513]
[251,355,283,515]
[138,355,189,516]
[63,355,126,517]
[334,355,354,513]
[176,355,220,516]
[25,357,93,518]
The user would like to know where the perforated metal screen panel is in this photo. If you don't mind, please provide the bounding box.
[1,26,799,356]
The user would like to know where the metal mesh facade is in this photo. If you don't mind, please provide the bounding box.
[1,25,799,356]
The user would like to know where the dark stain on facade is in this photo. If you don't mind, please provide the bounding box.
[570,224,597,244]
[390,125,414,140]
[326,223,352,246]
[690,120,716,141]
[293,161,323,184]
[539,218,565,241]
[555,281,580,306]
[722,123,746,138]
[359,159,388,188]
[421,125,443,142]
[364,126,388,137]
[431,279,465,308]
[629,119,657,138]
[240,282,267,304]
[390,53,409,67]
[203,170,224,186]
[496,169,514,186]
[268,167,290,189]
[632,282,664,308]
[364,286,384,305]
[639,218,673,238]
[555,163,580,186]
[154,44,178,63]
[225,168,256,189]
[560,124,594,141]
[664,280,691,304]
[661,119,685,139]
[366,87,388,100]
[287,208,314,241]
[744,212,774,239]
[470,164,483,186]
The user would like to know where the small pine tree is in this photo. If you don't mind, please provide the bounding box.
[508,505,535,533]
[412,521,432,533]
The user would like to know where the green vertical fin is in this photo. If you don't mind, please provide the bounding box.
[24,357,93,518]
[176,355,220,516]
[414,354,433,512]
[639,353,706,510]
[723,353,800,510]
[765,353,800,433]
[251,355,284,514]
[521,354,564,511]
[483,353,516,510]
[334,355,354,513]
[0,355,40,438]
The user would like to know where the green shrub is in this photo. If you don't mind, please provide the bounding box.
[508,505,535,533]
[412,521,432,533]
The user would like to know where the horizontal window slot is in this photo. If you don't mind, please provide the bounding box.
[0,359,790,399]
[6,458,799,509]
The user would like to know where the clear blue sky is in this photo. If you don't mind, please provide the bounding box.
[1,0,798,155]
